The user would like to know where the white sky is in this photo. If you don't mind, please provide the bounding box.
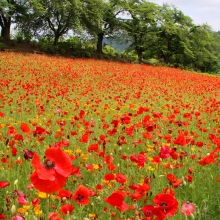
[150,0,220,31]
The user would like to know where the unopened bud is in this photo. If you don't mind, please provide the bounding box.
[190,213,195,219]
[96,196,101,200]
[11,205,17,215]
[14,179,18,185]
[62,197,67,202]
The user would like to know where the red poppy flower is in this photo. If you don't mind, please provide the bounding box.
[70,165,81,177]
[142,205,155,217]
[172,179,182,188]
[130,153,146,168]
[18,196,27,205]
[137,153,147,167]
[88,144,99,153]
[130,154,138,163]
[159,146,171,159]
[0,213,6,219]
[185,175,193,182]
[104,155,114,164]
[32,198,40,206]
[174,134,187,146]
[214,138,220,147]
[20,123,31,134]
[80,133,89,143]
[0,112,4,118]
[14,134,23,141]
[60,204,74,215]
[181,201,195,216]
[58,189,72,199]
[153,193,178,218]
[0,181,10,188]
[104,173,115,181]
[96,184,104,190]
[115,173,126,184]
[107,163,117,171]
[33,126,49,135]
[72,185,90,205]
[130,183,150,201]
[105,190,125,207]
[48,212,63,220]
[117,202,131,212]
[23,149,34,160]
[166,174,176,183]
[30,147,72,193]
[198,153,218,166]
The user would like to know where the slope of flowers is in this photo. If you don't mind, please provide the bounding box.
[0,52,220,219]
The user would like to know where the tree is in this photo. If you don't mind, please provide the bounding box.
[18,0,82,45]
[154,4,195,64]
[188,24,219,72]
[81,0,125,53]
[122,0,158,63]
[0,0,29,40]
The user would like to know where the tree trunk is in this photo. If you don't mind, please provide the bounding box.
[137,50,143,63]
[164,55,170,64]
[96,32,104,53]
[161,52,170,64]
[1,20,11,40]
[136,47,143,63]
[54,34,59,46]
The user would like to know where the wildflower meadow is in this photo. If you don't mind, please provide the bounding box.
[0,52,220,220]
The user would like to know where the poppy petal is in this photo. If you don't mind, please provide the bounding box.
[46,147,72,177]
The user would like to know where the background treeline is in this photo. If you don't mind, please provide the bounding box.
[1,0,220,73]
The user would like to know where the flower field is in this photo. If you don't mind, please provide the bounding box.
[0,52,220,220]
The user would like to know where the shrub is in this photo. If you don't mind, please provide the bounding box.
[47,45,58,54]
[65,37,82,50]
[0,42,6,50]
[143,58,159,66]
[72,49,91,58]
[39,42,58,54]
[59,48,66,55]
[13,32,24,42]
[40,43,48,53]
[30,40,39,48]
[121,50,138,63]
[103,45,119,57]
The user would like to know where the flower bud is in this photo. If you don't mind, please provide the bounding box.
[11,205,17,215]
[14,179,18,185]
[62,197,67,202]
[190,213,195,219]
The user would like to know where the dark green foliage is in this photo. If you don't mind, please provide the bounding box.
[0,42,7,49]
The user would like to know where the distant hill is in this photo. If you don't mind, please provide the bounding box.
[102,37,131,52]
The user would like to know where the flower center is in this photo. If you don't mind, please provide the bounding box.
[160,202,168,207]
[44,159,55,169]
[76,194,84,202]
